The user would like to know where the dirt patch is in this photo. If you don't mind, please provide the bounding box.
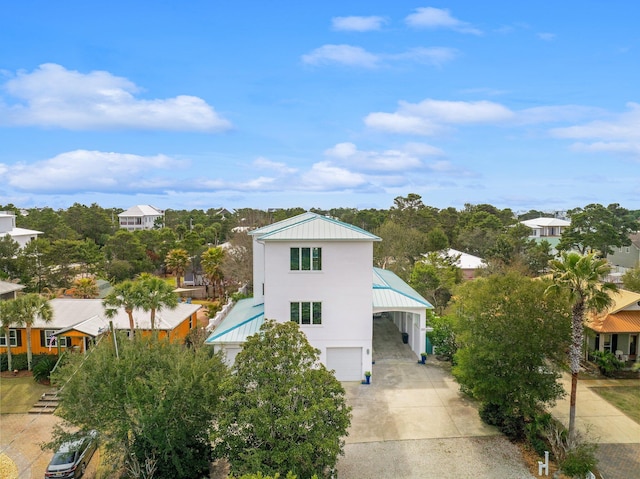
[0,370,32,379]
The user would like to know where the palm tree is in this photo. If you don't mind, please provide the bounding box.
[545,251,617,441]
[103,280,142,340]
[14,294,53,370]
[137,274,179,331]
[70,277,99,298]
[165,248,190,288]
[0,300,17,371]
[201,246,225,299]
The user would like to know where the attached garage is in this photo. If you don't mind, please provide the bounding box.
[326,347,362,381]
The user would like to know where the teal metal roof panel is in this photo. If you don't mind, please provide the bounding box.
[250,212,380,242]
[372,267,433,309]
[205,298,264,343]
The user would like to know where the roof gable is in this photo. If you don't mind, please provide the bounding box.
[250,212,380,242]
[118,205,163,217]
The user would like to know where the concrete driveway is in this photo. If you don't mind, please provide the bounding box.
[336,316,536,478]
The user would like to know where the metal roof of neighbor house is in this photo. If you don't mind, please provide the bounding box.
[0,281,25,295]
[25,298,200,335]
[522,217,571,228]
[250,212,381,242]
[586,288,640,333]
[373,267,433,310]
[443,249,485,270]
[118,205,163,217]
[587,311,640,333]
[204,298,264,344]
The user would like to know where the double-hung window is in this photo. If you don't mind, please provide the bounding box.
[0,330,17,347]
[290,301,322,325]
[290,247,322,271]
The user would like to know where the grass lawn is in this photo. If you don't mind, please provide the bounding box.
[590,386,640,424]
[0,376,52,414]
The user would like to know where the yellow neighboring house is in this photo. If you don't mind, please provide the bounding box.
[586,288,640,362]
[0,298,201,357]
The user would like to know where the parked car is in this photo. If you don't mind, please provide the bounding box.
[44,430,97,479]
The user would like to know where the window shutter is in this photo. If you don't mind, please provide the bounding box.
[40,330,46,347]
[16,330,22,347]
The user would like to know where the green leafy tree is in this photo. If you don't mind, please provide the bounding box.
[425,312,457,360]
[409,252,462,315]
[213,320,351,478]
[452,273,571,438]
[104,230,153,279]
[0,235,20,279]
[136,274,179,330]
[62,202,115,245]
[545,252,617,441]
[69,277,99,299]
[165,248,190,287]
[221,231,253,291]
[557,203,637,256]
[374,220,427,279]
[622,265,640,293]
[103,280,143,339]
[13,293,53,370]
[52,334,228,479]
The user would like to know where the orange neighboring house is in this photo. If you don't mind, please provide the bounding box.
[0,297,201,357]
[586,288,640,363]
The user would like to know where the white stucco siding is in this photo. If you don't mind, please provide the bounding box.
[263,241,373,340]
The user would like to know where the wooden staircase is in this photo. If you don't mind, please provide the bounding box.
[29,389,60,414]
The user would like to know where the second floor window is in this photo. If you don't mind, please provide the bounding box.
[290,301,322,325]
[290,247,322,271]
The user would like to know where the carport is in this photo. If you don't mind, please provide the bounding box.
[372,267,433,359]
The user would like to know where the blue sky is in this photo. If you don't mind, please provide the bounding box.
[1,1,638,213]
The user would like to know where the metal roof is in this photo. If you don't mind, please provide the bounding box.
[118,205,163,217]
[373,267,433,310]
[250,212,380,242]
[20,298,201,334]
[204,298,264,343]
[522,217,570,228]
[0,281,25,295]
[587,311,640,333]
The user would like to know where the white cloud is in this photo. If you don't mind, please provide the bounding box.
[570,142,640,156]
[405,7,482,35]
[365,99,513,135]
[537,32,556,41]
[324,142,425,172]
[364,112,440,135]
[332,16,386,32]
[6,149,183,193]
[253,157,298,174]
[302,45,457,69]
[301,45,380,68]
[302,161,367,190]
[388,47,458,67]
[0,63,232,131]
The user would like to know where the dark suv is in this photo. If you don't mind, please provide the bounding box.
[44,431,97,479]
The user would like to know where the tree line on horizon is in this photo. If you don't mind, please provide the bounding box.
[0,195,638,298]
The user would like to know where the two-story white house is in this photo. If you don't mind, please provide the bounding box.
[0,211,42,248]
[118,205,164,231]
[206,212,432,381]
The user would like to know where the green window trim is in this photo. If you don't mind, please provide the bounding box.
[290,301,322,325]
[290,247,322,271]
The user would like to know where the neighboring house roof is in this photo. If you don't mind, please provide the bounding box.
[250,212,381,242]
[0,281,25,296]
[118,205,163,217]
[586,289,640,334]
[521,217,571,228]
[443,249,485,270]
[208,268,432,345]
[204,299,265,344]
[17,298,201,336]
[4,226,43,237]
[373,267,433,310]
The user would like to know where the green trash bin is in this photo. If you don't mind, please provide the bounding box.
[402,332,409,344]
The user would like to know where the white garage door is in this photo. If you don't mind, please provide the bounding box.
[326,347,362,381]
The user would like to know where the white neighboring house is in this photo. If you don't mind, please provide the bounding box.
[442,248,485,280]
[521,216,571,254]
[0,211,42,248]
[118,205,164,231]
[206,212,432,381]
